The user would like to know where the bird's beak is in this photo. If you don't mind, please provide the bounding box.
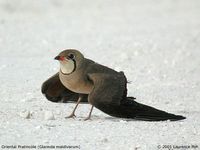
[54,56,65,61]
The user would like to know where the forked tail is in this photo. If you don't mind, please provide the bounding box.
[97,97,186,121]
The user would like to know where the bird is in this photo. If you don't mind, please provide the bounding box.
[41,49,186,121]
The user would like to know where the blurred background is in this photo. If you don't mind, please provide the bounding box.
[0,0,200,149]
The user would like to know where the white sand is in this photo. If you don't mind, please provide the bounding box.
[0,0,200,149]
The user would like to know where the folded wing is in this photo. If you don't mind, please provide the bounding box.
[41,73,88,103]
[88,72,185,121]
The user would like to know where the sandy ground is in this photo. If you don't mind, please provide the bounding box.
[0,0,200,150]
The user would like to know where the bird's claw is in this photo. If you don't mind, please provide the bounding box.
[65,113,76,119]
[84,117,91,121]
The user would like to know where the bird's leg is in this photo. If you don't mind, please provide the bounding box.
[65,96,82,119]
[84,105,94,121]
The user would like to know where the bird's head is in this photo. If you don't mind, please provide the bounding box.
[55,49,84,75]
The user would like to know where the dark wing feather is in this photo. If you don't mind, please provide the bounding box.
[87,71,128,116]
[41,73,88,103]
[87,64,185,121]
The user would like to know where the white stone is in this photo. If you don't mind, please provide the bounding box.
[35,126,42,130]
[19,110,30,119]
[44,111,55,120]
[55,110,61,115]
[119,120,127,123]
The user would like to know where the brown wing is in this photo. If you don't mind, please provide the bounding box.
[41,73,88,103]
[87,71,128,115]
[87,71,185,121]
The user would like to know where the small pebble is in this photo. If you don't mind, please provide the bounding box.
[134,51,139,56]
[101,138,109,143]
[44,111,55,120]
[35,126,42,130]
[55,110,61,115]
[16,134,22,138]
[43,140,49,144]
[0,65,6,70]
[119,120,127,123]
[19,110,30,119]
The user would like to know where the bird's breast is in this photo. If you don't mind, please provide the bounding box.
[59,71,93,94]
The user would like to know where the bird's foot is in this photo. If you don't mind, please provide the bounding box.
[84,116,91,121]
[65,113,76,119]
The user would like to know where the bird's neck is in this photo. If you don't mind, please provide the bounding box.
[60,60,75,75]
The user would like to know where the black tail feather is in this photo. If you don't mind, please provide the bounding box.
[97,97,186,121]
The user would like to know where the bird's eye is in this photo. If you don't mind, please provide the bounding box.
[68,53,75,59]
